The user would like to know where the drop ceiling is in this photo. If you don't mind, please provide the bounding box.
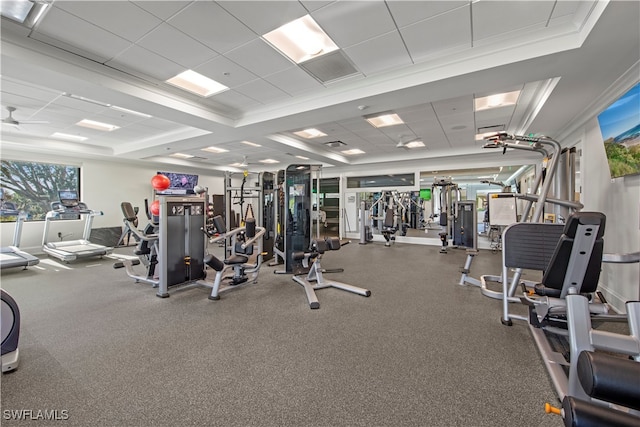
[1,1,638,176]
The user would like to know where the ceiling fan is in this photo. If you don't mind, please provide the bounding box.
[235,155,260,167]
[2,106,49,128]
[396,135,424,149]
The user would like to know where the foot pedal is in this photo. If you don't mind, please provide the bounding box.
[596,291,608,304]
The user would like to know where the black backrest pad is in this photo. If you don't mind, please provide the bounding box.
[121,202,137,222]
[325,237,341,251]
[542,212,605,292]
[503,223,564,271]
[212,215,226,234]
[313,239,328,253]
[383,208,394,228]
[564,211,606,239]
[245,218,256,238]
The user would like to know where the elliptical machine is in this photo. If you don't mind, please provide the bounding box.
[1,289,20,373]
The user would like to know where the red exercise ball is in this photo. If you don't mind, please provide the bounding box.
[150,200,160,216]
[151,174,170,191]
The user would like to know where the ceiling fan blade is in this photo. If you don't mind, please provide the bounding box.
[20,120,49,124]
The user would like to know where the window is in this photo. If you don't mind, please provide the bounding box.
[0,160,80,221]
[346,174,414,188]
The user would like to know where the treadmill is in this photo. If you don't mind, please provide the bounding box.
[42,190,113,262]
[0,200,40,270]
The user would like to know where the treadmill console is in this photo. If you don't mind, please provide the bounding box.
[51,191,89,219]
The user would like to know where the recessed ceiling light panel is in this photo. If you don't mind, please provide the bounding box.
[365,113,404,128]
[405,141,425,148]
[474,90,521,111]
[170,153,194,159]
[263,15,338,64]
[342,149,365,155]
[166,70,229,97]
[293,128,327,138]
[51,132,88,142]
[201,146,229,154]
[76,119,120,131]
[240,140,261,147]
[259,159,279,164]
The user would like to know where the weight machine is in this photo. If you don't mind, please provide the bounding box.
[431,178,460,253]
[155,195,207,298]
[459,132,583,291]
[270,164,369,308]
[224,170,274,261]
[272,164,322,273]
[360,190,406,246]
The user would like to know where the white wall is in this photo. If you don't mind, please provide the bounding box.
[580,120,640,310]
[1,155,225,253]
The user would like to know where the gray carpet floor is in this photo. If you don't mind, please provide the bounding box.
[1,241,562,426]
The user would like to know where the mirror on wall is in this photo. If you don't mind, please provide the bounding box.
[344,166,532,245]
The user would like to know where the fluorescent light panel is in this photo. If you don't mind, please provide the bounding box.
[240,140,261,147]
[263,15,338,64]
[474,90,521,111]
[76,119,120,131]
[64,93,153,118]
[365,113,404,128]
[405,140,425,148]
[170,153,194,159]
[51,132,88,142]
[342,149,365,155]
[1,1,49,27]
[295,155,310,160]
[259,159,279,164]
[201,146,229,154]
[1,0,34,23]
[293,128,327,138]
[110,105,152,118]
[166,70,228,97]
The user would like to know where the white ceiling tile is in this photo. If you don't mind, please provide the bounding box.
[387,1,468,28]
[195,56,259,89]
[472,1,556,42]
[33,7,132,62]
[53,1,162,42]
[396,104,438,121]
[263,66,324,96]
[400,5,471,63]
[225,39,293,76]
[133,1,191,21]
[312,1,396,47]
[235,80,290,105]
[474,105,516,132]
[212,90,262,111]
[137,23,217,69]
[168,2,256,54]
[107,45,183,81]
[1,79,60,103]
[433,96,473,115]
[550,0,582,20]
[378,124,414,140]
[299,1,333,13]
[343,31,412,76]
[217,1,308,35]
[137,119,184,133]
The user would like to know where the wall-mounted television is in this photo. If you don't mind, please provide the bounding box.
[156,172,199,195]
[596,81,640,179]
[419,188,431,201]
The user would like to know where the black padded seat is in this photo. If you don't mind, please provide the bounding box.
[534,212,605,297]
[224,255,249,265]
